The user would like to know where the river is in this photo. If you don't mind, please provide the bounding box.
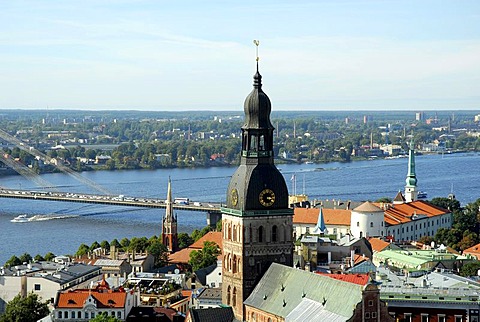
[0,152,479,264]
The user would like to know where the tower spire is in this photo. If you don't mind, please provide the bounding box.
[405,137,418,202]
[162,177,178,252]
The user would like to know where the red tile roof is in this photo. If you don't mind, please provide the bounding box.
[463,243,480,260]
[368,237,391,253]
[169,231,222,264]
[384,200,450,226]
[293,208,351,226]
[56,289,127,309]
[316,273,370,285]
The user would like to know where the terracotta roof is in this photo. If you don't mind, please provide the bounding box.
[368,238,391,253]
[463,243,480,259]
[353,201,383,213]
[56,289,127,308]
[353,254,370,265]
[384,200,450,226]
[293,208,351,226]
[191,231,223,249]
[169,231,222,264]
[315,273,370,286]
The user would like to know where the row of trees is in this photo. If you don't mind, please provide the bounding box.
[420,197,480,253]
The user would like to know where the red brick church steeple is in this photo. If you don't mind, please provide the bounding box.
[162,177,178,252]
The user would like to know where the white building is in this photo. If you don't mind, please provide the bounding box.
[350,202,385,239]
[0,262,102,313]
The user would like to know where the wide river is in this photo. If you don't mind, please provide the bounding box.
[0,152,479,264]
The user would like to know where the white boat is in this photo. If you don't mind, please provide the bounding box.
[10,214,30,223]
[417,191,427,199]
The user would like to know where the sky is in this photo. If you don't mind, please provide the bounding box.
[1,0,479,111]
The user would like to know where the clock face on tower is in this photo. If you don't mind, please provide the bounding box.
[259,188,275,207]
[231,188,239,206]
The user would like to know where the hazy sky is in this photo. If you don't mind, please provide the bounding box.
[1,1,479,111]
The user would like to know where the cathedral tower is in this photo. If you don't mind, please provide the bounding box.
[404,138,418,203]
[221,47,293,320]
[162,178,178,252]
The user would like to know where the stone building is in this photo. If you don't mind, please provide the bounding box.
[221,61,293,320]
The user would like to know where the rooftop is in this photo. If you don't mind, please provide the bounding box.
[244,263,364,319]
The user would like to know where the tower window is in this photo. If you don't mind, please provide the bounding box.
[227,286,231,306]
[259,226,264,243]
[232,287,237,307]
[370,222,373,228]
[272,225,278,242]
[259,135,265,151]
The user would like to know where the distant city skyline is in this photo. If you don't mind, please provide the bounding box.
[1,0,479,111]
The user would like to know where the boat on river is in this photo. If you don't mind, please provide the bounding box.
[418,191,427,199]
[10,214,30,223]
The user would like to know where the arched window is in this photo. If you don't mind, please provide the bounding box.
[370,222,373,228]
[228,224,232,240]
[272,225,278,242]
[227,286,231,305]
[249,226,253,243]
[232,287,237,307]
[228,254,232,271]
[233,255,237,273]
[259,135,265,151]
[259,226,264,243]
[233,225,237,241]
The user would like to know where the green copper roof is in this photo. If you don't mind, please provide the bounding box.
[244,263,363,319]
[405,139,417,187]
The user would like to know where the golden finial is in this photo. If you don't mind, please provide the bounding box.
[253,40,260,62]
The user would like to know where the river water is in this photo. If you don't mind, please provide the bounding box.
[0,152,479,264]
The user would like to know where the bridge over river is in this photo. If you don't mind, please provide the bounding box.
[0,188,222,213]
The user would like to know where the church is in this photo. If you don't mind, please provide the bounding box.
[219,47,393,322]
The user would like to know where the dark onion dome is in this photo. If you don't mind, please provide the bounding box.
[226,64,289,212]
[243,67,274,131]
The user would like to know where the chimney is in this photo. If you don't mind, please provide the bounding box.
[350,249,355,268]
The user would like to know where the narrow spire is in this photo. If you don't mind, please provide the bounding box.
[405,137,418,202]
[165,177,173,221]
[406,138,417,185]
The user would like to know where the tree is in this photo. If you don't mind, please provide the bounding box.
[5,255,21,267]
[120,238,130,250]
[100,240,110,250]
[34,254,45,262]
[89,312,122,322]
[110,239,121,249]
[76,243,90,257]
[460,261,480,277]
[90,241,101,251]
[189,241,220,271]
[19,253,32,264]
[44,252,55,261]
[375,197,392,203]
[147,240,169,267]
[129,237,148,253]
[178,233,194,249]
[0,293,49,322]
